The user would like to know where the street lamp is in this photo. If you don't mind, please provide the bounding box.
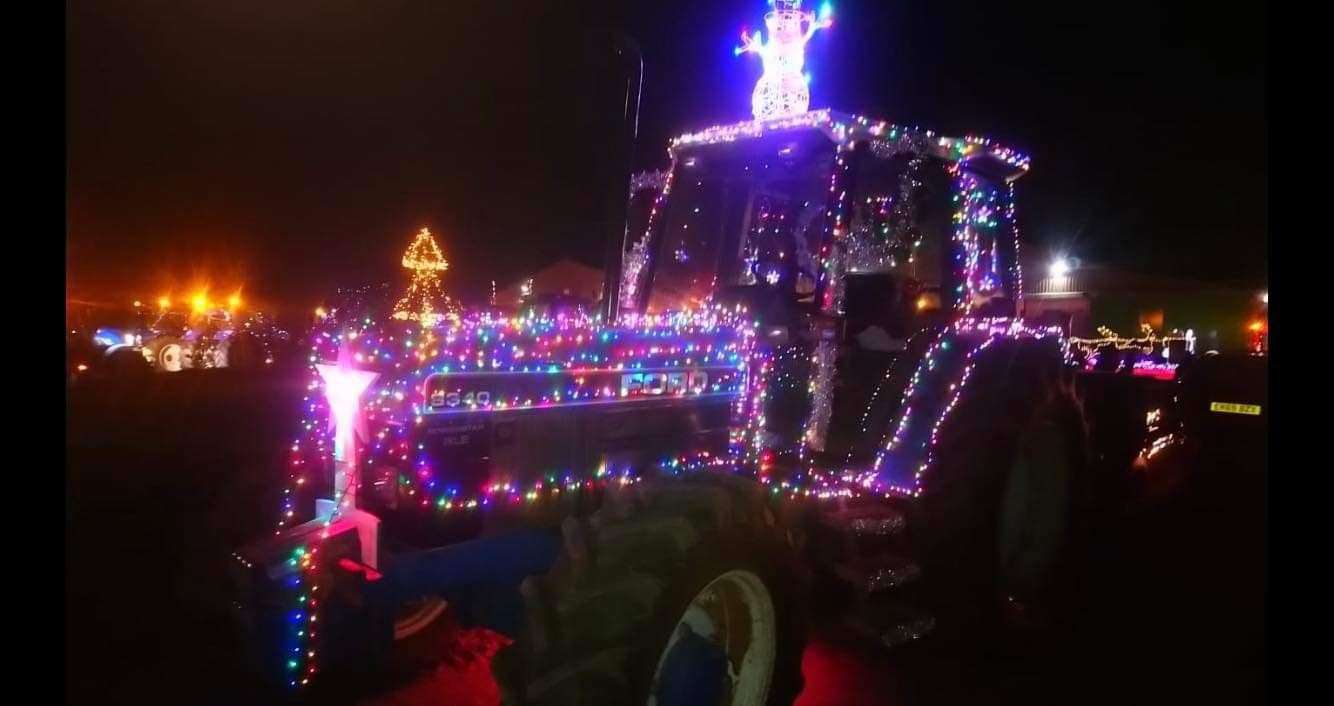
[1048,257,1071,279]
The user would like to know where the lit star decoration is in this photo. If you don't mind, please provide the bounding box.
[392,227,461,327]
[735,1,834,121]
[315,359,378,514]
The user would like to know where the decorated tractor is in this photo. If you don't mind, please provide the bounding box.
[67,304,280,380]
[233,5,1088,704]
[137,306,284,372]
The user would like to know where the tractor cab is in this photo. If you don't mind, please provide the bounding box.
[618,111,1029,458]
[621,113,1025,327]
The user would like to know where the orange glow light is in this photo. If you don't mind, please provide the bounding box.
[1248,320,1265,332]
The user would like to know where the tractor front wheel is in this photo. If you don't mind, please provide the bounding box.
[493,474,805,706]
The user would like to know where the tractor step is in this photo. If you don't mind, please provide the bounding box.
[819,504,907,537]
[833,553,921,595]
[846,598,936,649]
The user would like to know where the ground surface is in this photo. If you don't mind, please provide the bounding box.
[67,368,1264,705]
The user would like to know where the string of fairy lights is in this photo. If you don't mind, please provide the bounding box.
[281,306,762,525]
[620,170,677,312]
[802,341,837,452]
[281,312,1063,523]
[950,167,1009,311]
[818,146,854,315]
[852,318,1065,497]
[1007,182,1026,311]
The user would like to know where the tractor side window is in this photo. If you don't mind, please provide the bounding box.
[840,151,953,346]
[845,150,951,291]
[618,181,665,312]
[645,172,731,312]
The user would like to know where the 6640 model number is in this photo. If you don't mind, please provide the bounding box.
[429,389,492,409]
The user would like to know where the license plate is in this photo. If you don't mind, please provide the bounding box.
[1209,401,1261,416]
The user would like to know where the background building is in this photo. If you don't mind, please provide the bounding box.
[495,258,605,309]
[1022,260,1264,352]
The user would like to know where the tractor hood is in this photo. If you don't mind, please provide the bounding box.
[307,308,758,421]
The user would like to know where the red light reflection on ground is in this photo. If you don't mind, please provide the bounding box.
[794,634,898,706]
[358,625,892,706]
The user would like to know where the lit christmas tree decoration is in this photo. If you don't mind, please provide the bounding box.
[392,227,461,327]
[735,1,833,121]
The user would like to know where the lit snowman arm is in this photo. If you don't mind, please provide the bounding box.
[803,6,834,42]
[735,29,766,56]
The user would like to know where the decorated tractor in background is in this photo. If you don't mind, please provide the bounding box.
[137,305,285,373]
[67,303,288,381]
[233,5,1088,704]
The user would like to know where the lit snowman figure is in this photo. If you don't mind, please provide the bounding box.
[735,1,833,121]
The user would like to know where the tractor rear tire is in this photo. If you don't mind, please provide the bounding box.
[492,473,806,706]
[908,339,1090,643]
[143,337,186,372]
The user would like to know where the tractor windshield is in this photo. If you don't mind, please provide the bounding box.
[645,130,836,315]
[635,122,1010,324]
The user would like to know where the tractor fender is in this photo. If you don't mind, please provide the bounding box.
[369,530,562,639]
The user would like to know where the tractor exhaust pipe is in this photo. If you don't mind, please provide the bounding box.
[599,31,643,324]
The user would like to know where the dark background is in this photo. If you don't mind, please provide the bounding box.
[67,0,1266,313]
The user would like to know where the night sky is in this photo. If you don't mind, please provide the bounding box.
[67,0,1266,314]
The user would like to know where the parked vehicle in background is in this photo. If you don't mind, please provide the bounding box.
[1132,351,1267,503]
